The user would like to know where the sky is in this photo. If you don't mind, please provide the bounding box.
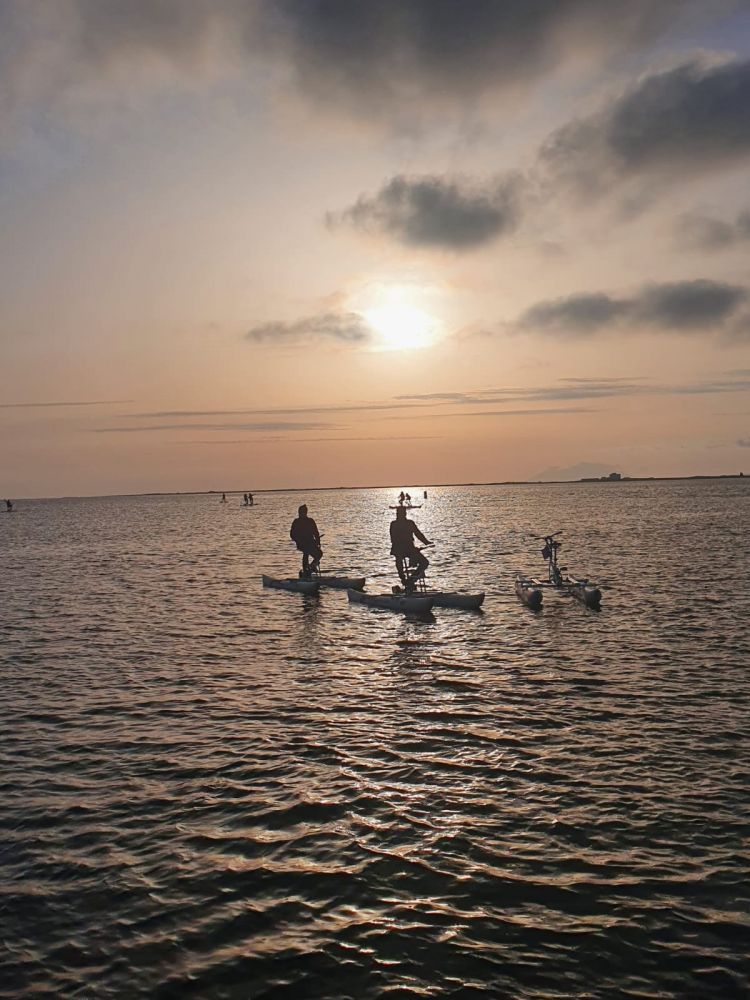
[1,0,750,497]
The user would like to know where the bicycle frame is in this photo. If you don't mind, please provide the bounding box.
[542,534,564,587]
[395,545,430,593]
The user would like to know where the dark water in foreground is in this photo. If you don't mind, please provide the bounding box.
[2,481,749,999]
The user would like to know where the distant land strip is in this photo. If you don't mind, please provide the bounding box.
[11,473,748,502]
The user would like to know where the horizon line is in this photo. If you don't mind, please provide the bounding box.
[6,472,748,503]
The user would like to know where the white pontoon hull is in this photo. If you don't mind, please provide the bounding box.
[567,580,602,608]
[515,578,543,610]
[347,589,433,613]
[262,575,320,594]
[421,590,484,609]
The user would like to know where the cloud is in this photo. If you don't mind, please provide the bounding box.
[258,1,715,120]
[675,210,750,250]
[123,402,420,419]
[518,293,631,336]
[516,280,748,337]
[328,173,523,249]
[326,56,750,251]
[0,0,232,131]
[181,435,442,445]
[398,373,750,404]
[245,311,371,345]
[92,421,336,433]
[540,57,750,197]
[391,407,595,420]
[635,281,747,329]
[730,312,750,342]
[0,399,132,408]
[1,1,732,135]
[399,380,649,404]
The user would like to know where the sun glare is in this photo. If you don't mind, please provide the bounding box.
[363,302,436,351]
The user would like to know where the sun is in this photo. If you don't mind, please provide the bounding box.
[363,302,436,351]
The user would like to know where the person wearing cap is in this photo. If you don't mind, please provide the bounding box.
[289,504,323,578]
[389,505,431,591]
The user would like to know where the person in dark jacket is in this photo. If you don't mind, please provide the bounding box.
[290,504,322,577]
[389,506,431,590]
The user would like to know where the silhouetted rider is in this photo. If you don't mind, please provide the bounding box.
[390,506,431,590]
[290,504,322,578]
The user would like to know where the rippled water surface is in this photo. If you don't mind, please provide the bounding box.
[2,482,749,999]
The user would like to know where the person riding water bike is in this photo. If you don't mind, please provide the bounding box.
[290,504,323,578]
[390,506,432,592]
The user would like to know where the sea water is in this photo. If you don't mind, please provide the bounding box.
[2,481,749,998]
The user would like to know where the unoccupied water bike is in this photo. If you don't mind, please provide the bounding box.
[516,530,602,610]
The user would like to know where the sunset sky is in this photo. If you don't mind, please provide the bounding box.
[2,0,750,497]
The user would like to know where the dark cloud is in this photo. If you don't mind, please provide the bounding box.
[245,311,371,344]
[541,57,750,195]
[259,1,715,118]
[518,293,631,335]
[516,280,748,337]
[2,1,733,131]
[326,55,750,252]
[328,173,522,249]
[635,280,747,329]
[676,210,750,250]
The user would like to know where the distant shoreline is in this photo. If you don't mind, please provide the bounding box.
[11,473,748,502]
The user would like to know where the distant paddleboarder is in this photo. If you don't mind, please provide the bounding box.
[5,499,12,512]
[290,504,322,578]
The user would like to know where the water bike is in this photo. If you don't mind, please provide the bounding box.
[392,544,485,610]
[301,534,367,590]
[515,531,602,610]
[262,574,320,594]
[265,537,366,593]
[347,543,436,613]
